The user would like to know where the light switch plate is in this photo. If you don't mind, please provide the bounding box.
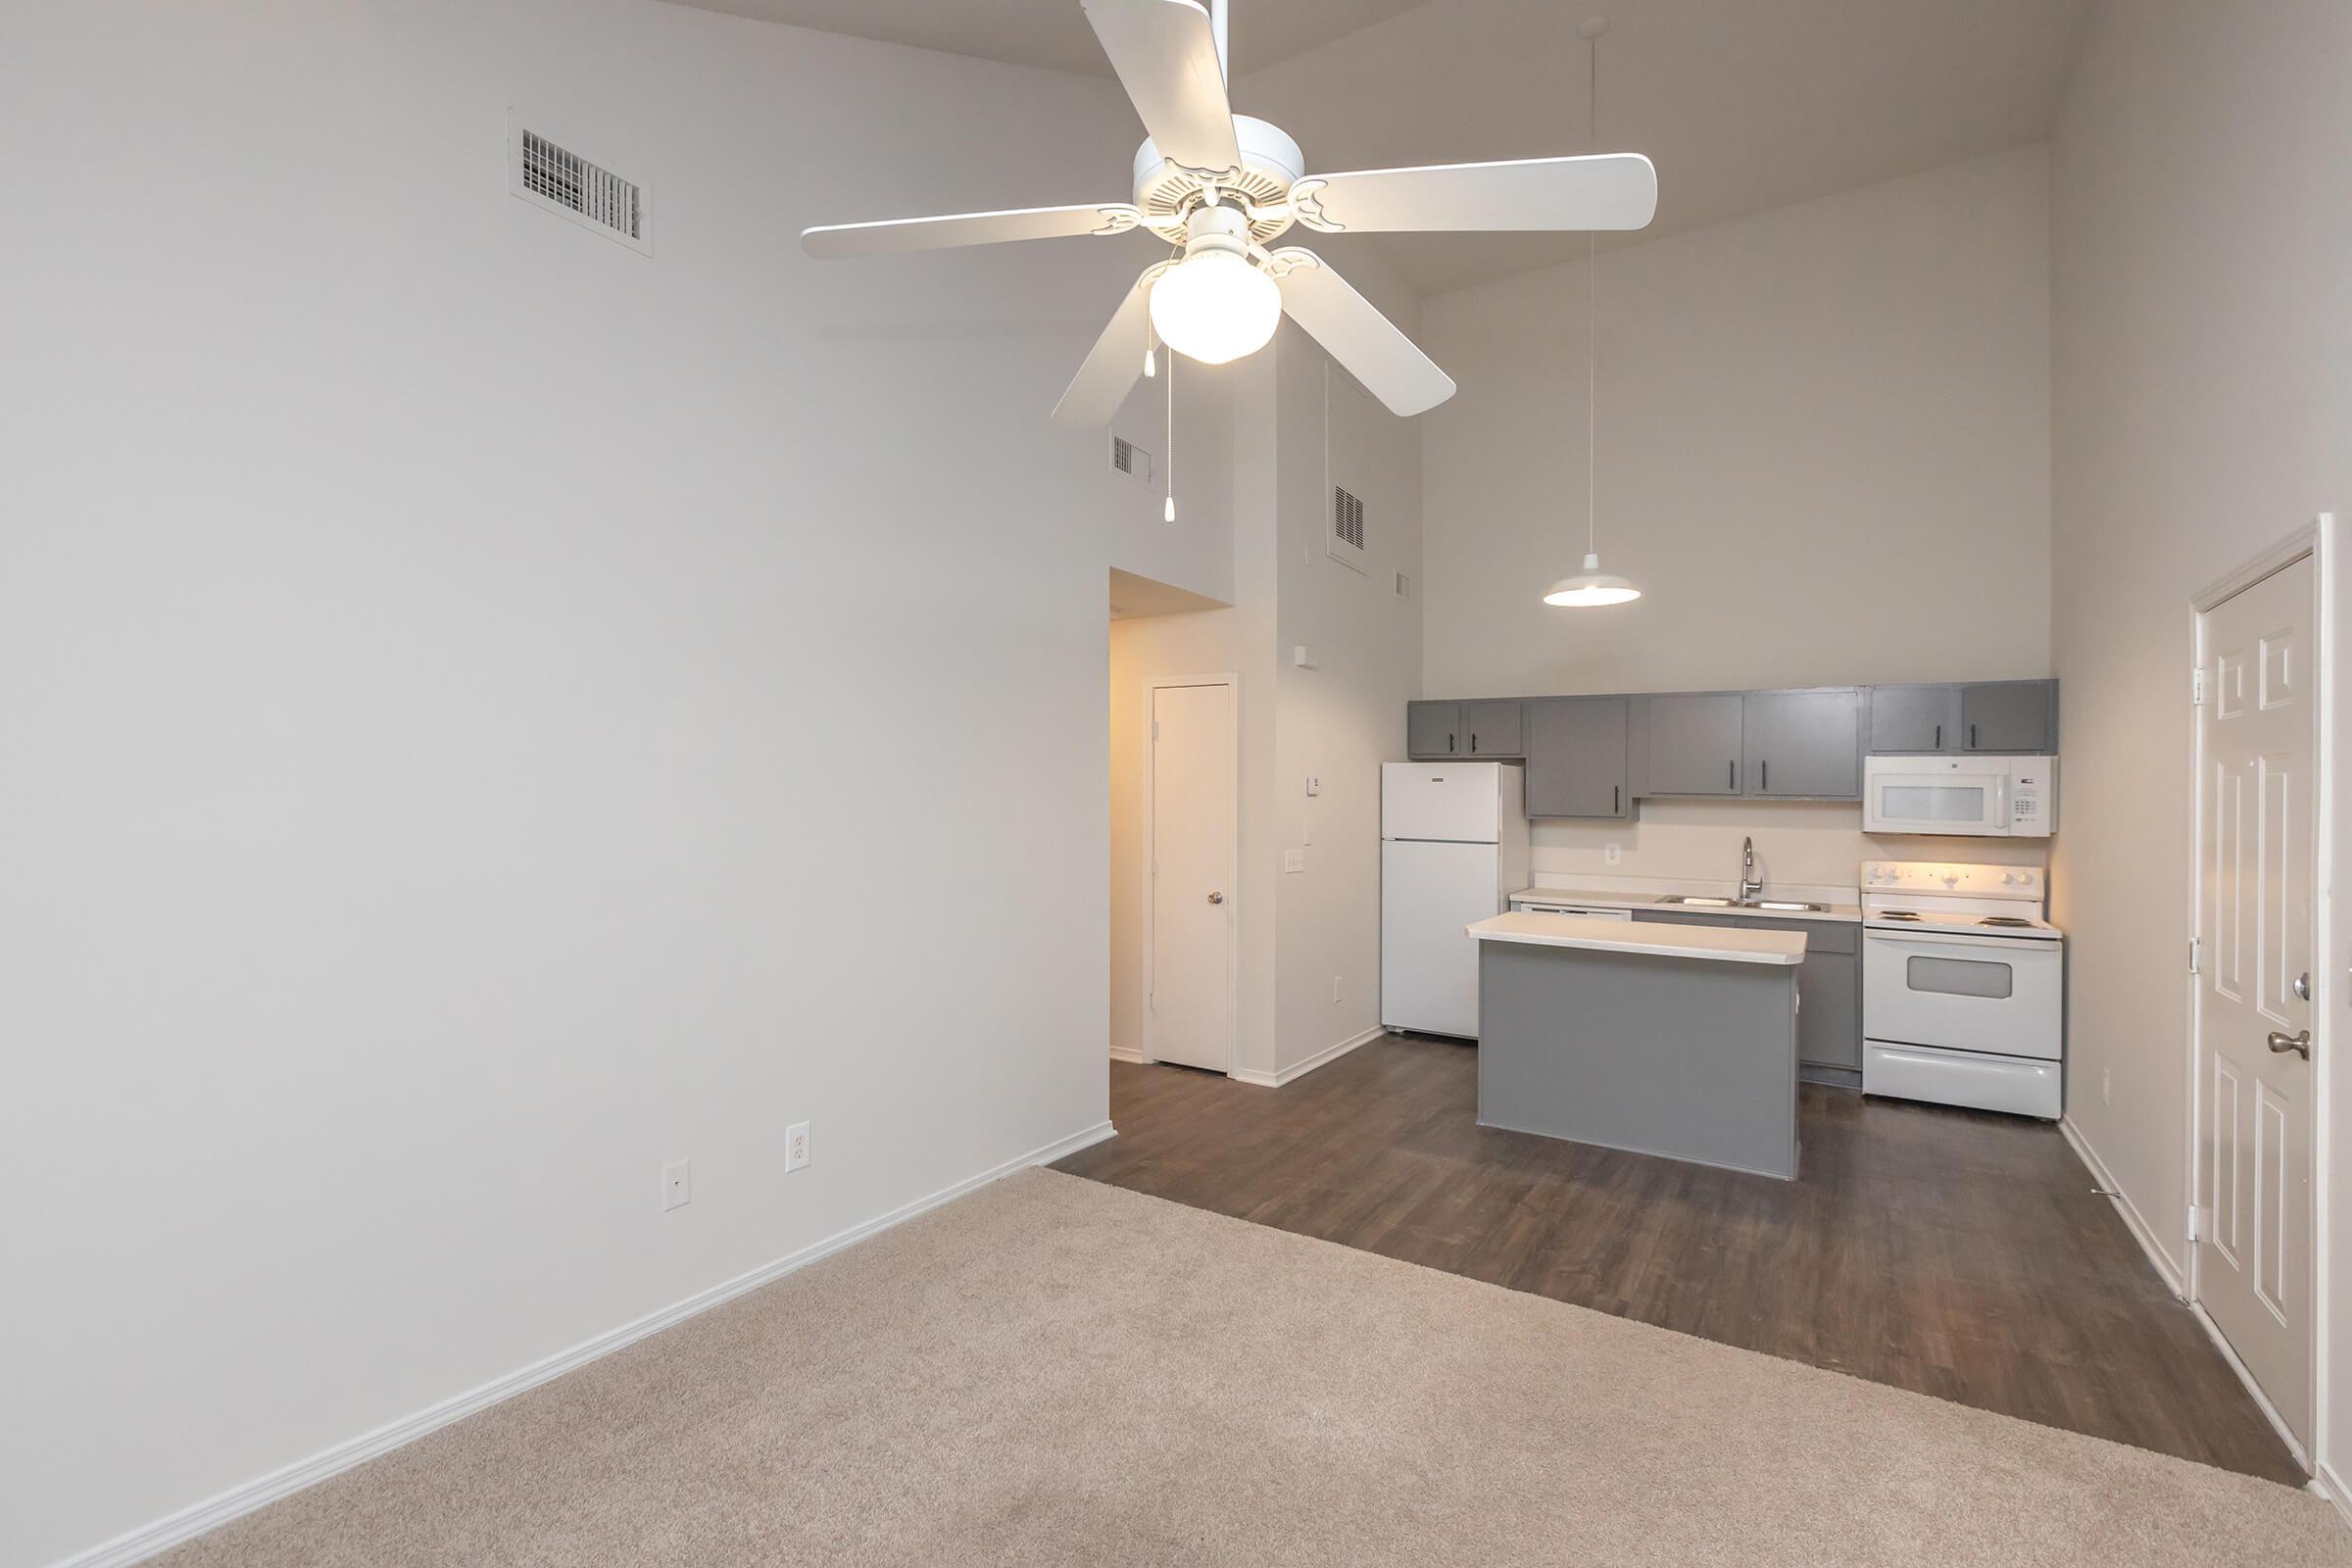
[1284,849,1305,873]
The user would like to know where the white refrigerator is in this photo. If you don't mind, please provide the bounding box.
[1381,761,1530,1039]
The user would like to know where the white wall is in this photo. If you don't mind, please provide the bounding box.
[1106,252,1424,1085]
[0,3,1176,1561]
[1272,308,1426,1076]
[1419,145,2053,700]
[2048,0,2352,1483]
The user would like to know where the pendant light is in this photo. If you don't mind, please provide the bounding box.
[1544,16,1641,609]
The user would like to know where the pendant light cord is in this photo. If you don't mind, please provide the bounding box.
[1163,342,1176,523]
[1586,24,1599,561]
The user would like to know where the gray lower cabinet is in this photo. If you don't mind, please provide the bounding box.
[1866,683,1961,754]
[1636,692,1745,796]
[1961,680,2056,753]
[1632,911,1861,1073]
[1406,701,1461,759]
[1743,688,1862,799]
[1523,696,1629,817]
[1462,700,1525,758]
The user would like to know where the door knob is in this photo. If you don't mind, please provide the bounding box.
[2267,1029,2312,1059]
[1206,891,1225,905]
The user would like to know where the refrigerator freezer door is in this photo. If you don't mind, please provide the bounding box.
[1381,839,1503,1038]
[1382,761,1502,844]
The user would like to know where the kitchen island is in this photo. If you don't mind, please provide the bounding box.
[1466,911,1806,1180]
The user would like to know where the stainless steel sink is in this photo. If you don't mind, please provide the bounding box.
[1656,895,1829,913]
[1656,895,1738,907]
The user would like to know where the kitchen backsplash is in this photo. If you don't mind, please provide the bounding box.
[1529,799,2049,889]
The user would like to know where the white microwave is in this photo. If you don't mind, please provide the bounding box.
[1863,755,2056,838]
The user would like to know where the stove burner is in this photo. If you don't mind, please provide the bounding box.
[1879,910,1923,921]
[1978,915,2035,928]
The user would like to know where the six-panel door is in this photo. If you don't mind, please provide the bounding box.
[1524,697,1629,817]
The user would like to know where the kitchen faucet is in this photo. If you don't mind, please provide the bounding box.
[1739,837,1763,904]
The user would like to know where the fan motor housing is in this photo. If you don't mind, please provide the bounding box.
[1132,115,1304,245]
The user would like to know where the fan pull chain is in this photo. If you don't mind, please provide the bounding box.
[1144,321,1157,380]
[1163,349,1176,523]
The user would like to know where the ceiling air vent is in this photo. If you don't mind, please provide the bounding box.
[1110,434,1153,486]
[507,113,650,254]
[1327,484,1367,574]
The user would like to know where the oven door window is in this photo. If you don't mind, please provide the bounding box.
[1906,955,2012,999]
[1877,783,1990,825]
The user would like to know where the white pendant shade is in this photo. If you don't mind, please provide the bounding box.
[1150,249,1281,365]
[1544,553,1641,607]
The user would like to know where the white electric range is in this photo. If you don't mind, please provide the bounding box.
[1859,860,2065,1119]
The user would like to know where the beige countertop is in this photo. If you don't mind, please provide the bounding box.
[1467,911,1809,966]
[1505,885,1863,923]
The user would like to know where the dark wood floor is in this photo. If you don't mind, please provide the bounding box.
[1054,1035,2303,1486]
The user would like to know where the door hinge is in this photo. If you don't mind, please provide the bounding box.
[2188,936,2201,974]
[2191,667,2205,706]
[2187,1203,2209,1242]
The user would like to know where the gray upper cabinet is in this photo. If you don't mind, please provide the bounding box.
[1867,684,1961,754]
[1637,692,1745,796]
[1961,681,2056,754]
[1524,697,1629,818]
[1743,688,1862,799]
[1406,701,1461,759]
[1462,700,1525,758]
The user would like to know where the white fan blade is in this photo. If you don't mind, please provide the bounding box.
[1269,251,1456,417]
[1293,154,1657,233]
[1083,0,1242,174]
[802,203,1141,260]
[1053,265,1170,427]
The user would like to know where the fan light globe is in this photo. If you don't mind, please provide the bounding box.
[1543,553,1642,608]
[1150,250,1281,366]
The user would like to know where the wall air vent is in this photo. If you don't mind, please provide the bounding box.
[1328,484,1367,574]
[507,114,650,254]
[1110,434,1153,485]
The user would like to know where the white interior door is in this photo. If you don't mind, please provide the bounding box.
[1149,682,1235,1072]
[2194,554,2316,1449]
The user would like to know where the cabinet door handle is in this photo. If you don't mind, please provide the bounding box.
[1470,733,1479,753]
[1969,723,1978,749]
[1761,760,1769,792]
[1729,760,1736,790]
[1448,732,1456,754]
[1613,784,1621,813]
[1935,723,1942,749]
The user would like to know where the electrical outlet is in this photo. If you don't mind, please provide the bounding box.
[1604,844,1623,865]
[2101,1068,2112,1107]
[662,1159,691,1211]
[1332,975,1343,1003]
[1305,775,1320,797]
[786,1122,810,1172]
[1284,848,1305,873]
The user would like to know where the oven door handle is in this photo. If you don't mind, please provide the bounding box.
[1869,931,2056,956]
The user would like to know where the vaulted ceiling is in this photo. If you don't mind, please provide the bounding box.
[668,0,2087,296]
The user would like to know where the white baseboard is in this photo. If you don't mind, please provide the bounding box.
[1232,1026,1380,1089]
[54,1120,1117,1568]
[1107,1045,1146,1064]
[2059,1115,2185,1297]
[2316,1459,2352,1528]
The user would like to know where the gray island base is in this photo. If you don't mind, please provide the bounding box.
[1466,913,1806,1180]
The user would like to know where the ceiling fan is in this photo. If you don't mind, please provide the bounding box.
[801,0,1657,425]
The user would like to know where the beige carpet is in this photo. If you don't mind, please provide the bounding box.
[161,1168,2347,1567]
